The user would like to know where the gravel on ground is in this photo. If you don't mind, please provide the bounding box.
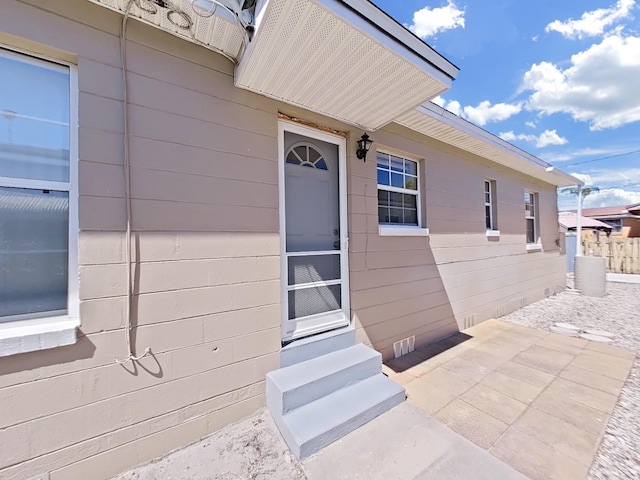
[501,277,640,480]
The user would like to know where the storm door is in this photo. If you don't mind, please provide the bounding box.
[279,123,349,341]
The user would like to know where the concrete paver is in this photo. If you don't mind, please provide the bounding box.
[481,370,545,403]
[491,428,591,480]
[559,364,625,396]
[512,345,574,375]
[435,399,509,449]
[384,319,635,480]
[461,383,528,424]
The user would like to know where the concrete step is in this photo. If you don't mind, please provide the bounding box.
[280,327,355,368]
[275,373,405,459]
[267,343,381,415]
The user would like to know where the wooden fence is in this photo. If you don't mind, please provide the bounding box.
[582,232,640,274]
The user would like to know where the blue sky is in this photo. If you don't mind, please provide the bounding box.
[371,0,640,211]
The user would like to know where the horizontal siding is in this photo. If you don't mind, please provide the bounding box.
[350,120,565,358]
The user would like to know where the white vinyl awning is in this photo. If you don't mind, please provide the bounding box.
[235,0,459,130]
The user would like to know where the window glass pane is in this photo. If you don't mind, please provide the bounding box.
[389,208,403,223]
[526,218,535,243]
[485,181,490,194]
[486,205,492,229]
[390,156,403,172]
[405,176,417,190]
[0,187,68,320]
[404,209,418,225]
[403,194,417,209]
[378,189,389,205]
[288,284,341,320]
[377,152,389,169]
[0,52,70,182]
[288,254,340,285]
[404,160,417,176]
[377,169,390,186]
[389,192,403,207]
[485,192,491,203]
[378,207,390,223]
[391,172,404,188]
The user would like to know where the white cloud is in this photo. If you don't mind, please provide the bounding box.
[408,1,465,39]
[433,98,521,125]
[582,167,640,185]
[446,100,462,116]
[545,0,636,40]
[570,172,594,185]
[536,129,569,147]
[525,121,537,128]
[461,101,523,126]
[499,129,568,148]
[431,95,446,107]
[541,147,629,162]
[582,188,640,207]
[522,33,640,130]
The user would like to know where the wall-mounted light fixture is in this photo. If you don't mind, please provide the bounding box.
[356,133,373,162]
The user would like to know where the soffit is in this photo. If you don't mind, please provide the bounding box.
[235,0,457,131]
[397,104,581,188]
[87,0,246,60]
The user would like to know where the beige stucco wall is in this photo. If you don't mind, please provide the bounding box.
[1,0,564,478]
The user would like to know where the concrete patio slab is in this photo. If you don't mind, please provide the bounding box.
[384,319,635,480]
[302,402,527,480]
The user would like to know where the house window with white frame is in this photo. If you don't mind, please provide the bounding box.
[0,48,76,324]
[485,179,497,231]
[377,152,420,226]
[524,191,538,244]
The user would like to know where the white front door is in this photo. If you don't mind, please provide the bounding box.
[279,122,349,342]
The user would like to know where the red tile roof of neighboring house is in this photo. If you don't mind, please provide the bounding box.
[581,205,629,217]
[558,212,612,229]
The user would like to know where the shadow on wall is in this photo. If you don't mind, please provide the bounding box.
[0,334,96,377]
[351,234,459,362]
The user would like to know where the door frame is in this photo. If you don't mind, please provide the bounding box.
[278,120,350,342]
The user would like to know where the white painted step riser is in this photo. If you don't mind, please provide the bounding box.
[274,374,405,459]
[268,355,381,414]
[280,329,356,368]
[297,390,405,458]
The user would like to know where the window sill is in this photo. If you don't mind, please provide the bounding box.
[486,230,500,238]
[0,316,79,357]
[379,225,429,237]
[526,243,543,252]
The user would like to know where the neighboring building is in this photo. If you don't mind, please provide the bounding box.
[0,0,579,478]
[582,204,640,237]
[558,211,612,234]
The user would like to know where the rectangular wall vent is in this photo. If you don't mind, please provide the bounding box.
[393,335,416,359]
[463,315,476,329]
[520,297,527,308]
[496,304,506,318]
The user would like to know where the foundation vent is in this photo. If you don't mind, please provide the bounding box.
[520,297,528,308]
[496,304,506,318]
[463,315,476,329]
[544,287,551,297]
[393,335,415,359]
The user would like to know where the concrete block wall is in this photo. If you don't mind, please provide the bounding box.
[348,124,565,358]
[0,1,281,478]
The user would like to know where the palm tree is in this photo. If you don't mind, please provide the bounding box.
[561,186,600,197]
